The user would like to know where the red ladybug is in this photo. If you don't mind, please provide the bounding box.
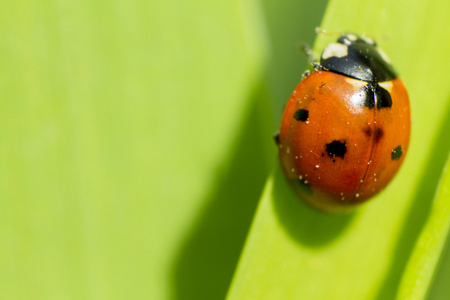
[277,33,411,212]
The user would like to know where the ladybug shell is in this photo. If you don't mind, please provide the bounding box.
[279,70,410,212]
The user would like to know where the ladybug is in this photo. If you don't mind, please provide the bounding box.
[277,33,411,212]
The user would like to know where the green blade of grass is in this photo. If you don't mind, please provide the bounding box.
[227,0,450,299]
[398,153,450,299]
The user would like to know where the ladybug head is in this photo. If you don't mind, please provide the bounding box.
[337,33,377,47]
[319,33,397,83]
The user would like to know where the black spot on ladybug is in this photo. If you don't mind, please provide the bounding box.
[351,84,392,109]
[374,84,392,108]
[363,126,372,137]
[374,127,384,142]
[391,145,403,160]
[321,152,325,157]
[294,109,309,121]
[273,131,280,145]
[325,140,347,159]
[363,126,384,143]
[351,85,375,108]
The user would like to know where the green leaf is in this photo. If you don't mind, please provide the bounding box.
[227,0,450,299]
[399,153,450,299]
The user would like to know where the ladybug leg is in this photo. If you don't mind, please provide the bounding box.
[302,70,311,78]
[298,44,322,71]
[273,131,280,145]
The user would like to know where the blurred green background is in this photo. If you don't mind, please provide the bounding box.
[2,0,450,299]
[0,0,327,299]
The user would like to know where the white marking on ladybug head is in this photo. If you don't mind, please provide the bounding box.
[347,34,357,41]
[322,43,348,59]
[361,36,375,45]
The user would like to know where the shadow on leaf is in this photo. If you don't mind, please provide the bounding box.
[170,85,274,300]
[272,166,355,247]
